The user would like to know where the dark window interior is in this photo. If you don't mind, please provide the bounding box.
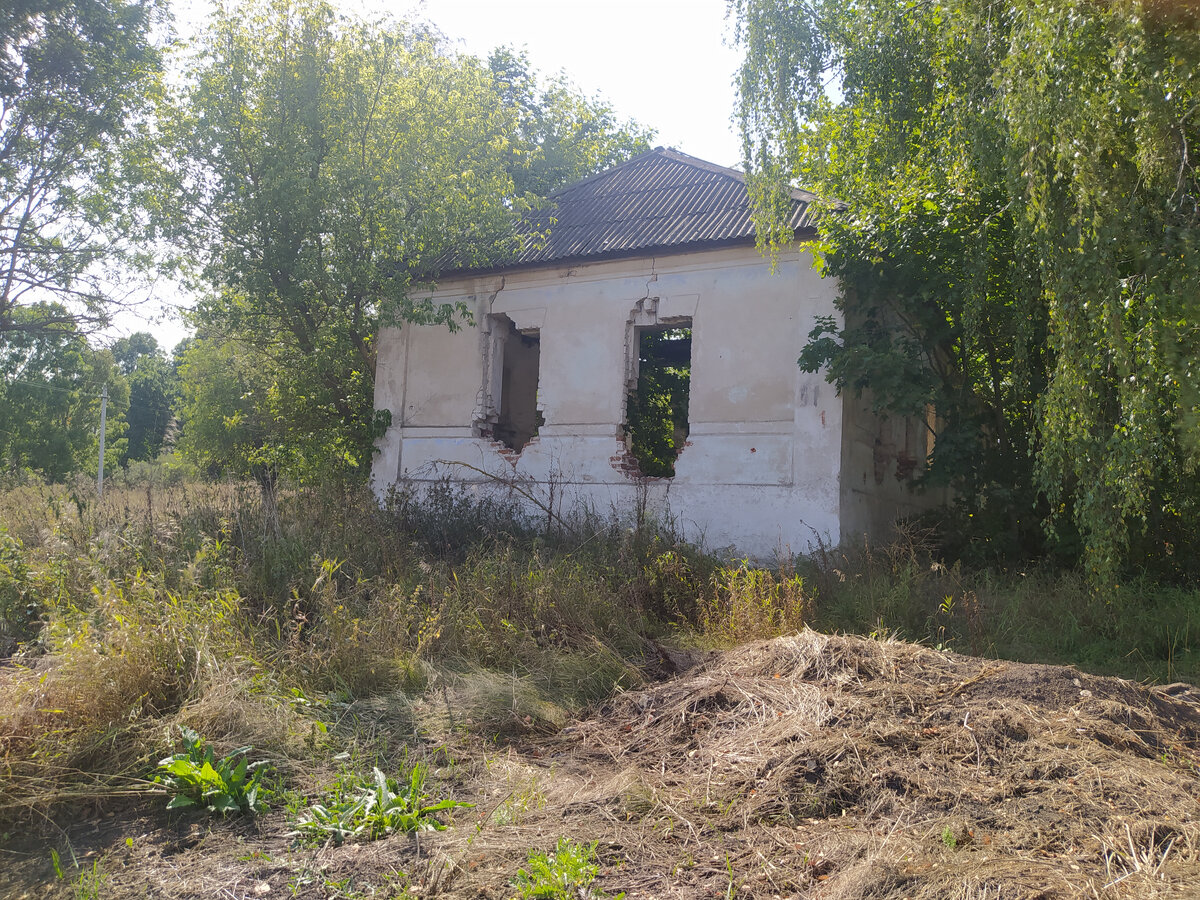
[494,318,541,452]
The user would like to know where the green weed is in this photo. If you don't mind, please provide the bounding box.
[71,859,107,900]
[291,764,471,844]
[700,561,809,644]
[154,726,270,814]
[512,838,624,899]
[5,477,1200,831]
[50,849,109,900]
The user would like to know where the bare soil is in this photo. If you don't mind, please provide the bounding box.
[5,630,1200,899]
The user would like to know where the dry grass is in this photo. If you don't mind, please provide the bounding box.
[397,631,1200,899]
[3,481,1200,898]
[4,628,1200,897]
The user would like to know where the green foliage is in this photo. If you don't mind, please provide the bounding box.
[0,479,677,819]
[71,859,107,900]
[625,329,691,478]
[110,334,160,374]
[1001,0,1200,580]
[291,765,471,844]
[0,0,164,336]
[169,0,650,484]
[733,0,1200,580]
[3,477,1200,828]
[154,726,270,815]
[487,47,654,197]
[513,838,624,900]
[170,0,501,479]
[0,527,35,651]
[175,337,278,481]
[111,333,178,466]
[700,562,809,645]
[0,305,129,480]
[51,850,108,900]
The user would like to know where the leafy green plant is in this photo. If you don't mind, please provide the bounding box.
[154,726,270,814]
[292,765,471,844]
[71,859,107,900]
[512,838,624,900]
[626,327,692,477]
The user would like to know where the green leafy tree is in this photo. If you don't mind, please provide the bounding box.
[172,0,528,482]
[0,304,128,480]
[733,0,1200,578]
[176,336,274,481]
[175,334,303,533]
[1000,0,1200,578]
[488,47,654,197]
[626,329,692,478]
[0,0,164,336]
[111,333,161,374]
[171,0,651,484]
[111,333,177,465]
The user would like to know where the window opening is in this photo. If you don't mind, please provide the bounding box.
[493,317,542,452]
[626,323,691,477]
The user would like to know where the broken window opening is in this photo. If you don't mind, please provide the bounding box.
[626,323,692,477]
[493,317,542,452]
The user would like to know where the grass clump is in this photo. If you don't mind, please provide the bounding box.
[802,526,1200,683]
[699,560,809,645]
[50,850,108,900]
[0,527,36,655]
[0,479,699,821]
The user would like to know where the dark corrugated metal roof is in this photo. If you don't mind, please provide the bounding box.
[443,147,823,277]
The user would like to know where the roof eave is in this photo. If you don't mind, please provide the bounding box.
[423,226,820,283]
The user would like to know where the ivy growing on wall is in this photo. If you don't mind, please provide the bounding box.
[626,328,692,478]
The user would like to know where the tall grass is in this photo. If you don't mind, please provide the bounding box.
[0,478,711,819]
[802,526,1200,683]
[1,478,1197,823]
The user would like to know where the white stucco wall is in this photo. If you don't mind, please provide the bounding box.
[372,243,844,558]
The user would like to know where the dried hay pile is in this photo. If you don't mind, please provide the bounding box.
[416,630,1200,899]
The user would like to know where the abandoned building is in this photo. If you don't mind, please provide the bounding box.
[371,147,940,555]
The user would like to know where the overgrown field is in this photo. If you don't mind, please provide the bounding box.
[1,480,1198,898]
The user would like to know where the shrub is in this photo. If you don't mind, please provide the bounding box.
[699,561,809,645]
[0,527,35,653]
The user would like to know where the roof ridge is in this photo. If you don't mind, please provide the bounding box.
[549,146,822,206]
[547,146,672,199]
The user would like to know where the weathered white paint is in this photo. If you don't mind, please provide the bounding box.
[373,243,852,557]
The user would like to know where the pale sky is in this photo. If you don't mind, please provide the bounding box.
[119,0,745,351]
[413,0,744,166]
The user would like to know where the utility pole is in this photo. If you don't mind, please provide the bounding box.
[97,383,108,497]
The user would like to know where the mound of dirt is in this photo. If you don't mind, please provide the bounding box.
[418,630,1200,899]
